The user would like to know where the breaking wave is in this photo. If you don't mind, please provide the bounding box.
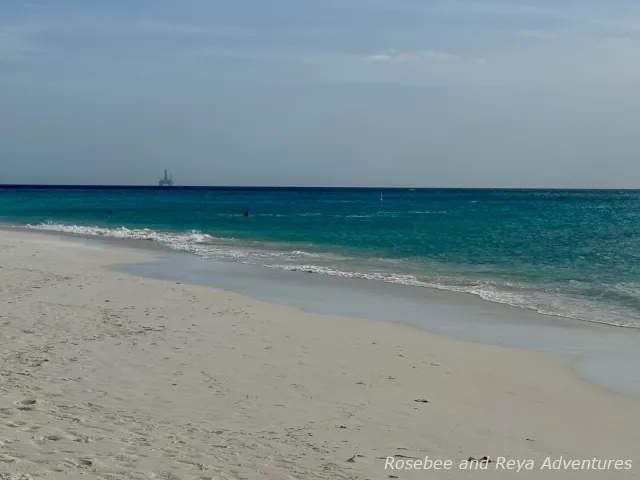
[25,221,640,330]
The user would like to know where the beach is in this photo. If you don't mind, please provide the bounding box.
[1,228,639,479]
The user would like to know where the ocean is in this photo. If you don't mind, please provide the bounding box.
[1,186,638,328]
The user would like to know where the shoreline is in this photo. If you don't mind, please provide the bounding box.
[0,228,639,478]
[5,224,640,398]
[4,222,639,332]
[2,224,622,338]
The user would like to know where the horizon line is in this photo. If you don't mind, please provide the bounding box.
[0,184,638,191]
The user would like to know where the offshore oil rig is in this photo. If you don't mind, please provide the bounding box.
[158,169,174,187]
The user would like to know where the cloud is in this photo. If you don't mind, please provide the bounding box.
[3,0,640,189]
[3,0,640,92]
[363,48,456,63]
[363,53,392,62]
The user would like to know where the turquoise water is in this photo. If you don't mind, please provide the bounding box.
[1,186,639,328]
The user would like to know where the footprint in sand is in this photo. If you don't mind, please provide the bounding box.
[14,399,36,411]
[6,420,26,428]
[71,434,95,444]
[64,457,93,468]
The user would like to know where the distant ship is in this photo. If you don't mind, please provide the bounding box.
[158,169,174,187]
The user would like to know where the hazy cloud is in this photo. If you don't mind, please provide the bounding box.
[364,53,392,63]
[363,49,456,63]
[1,0,640,187]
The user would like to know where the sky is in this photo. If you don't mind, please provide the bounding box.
[1,0,640,187]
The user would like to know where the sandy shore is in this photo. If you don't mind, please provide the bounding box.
[0,229,639,479]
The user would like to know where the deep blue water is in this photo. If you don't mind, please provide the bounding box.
[1,186,639,328]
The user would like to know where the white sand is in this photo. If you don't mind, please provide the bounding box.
[0,229,638,480]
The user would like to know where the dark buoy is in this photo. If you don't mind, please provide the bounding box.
[243,211,249,217]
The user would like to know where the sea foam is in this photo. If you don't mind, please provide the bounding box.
[26,221,640,330]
